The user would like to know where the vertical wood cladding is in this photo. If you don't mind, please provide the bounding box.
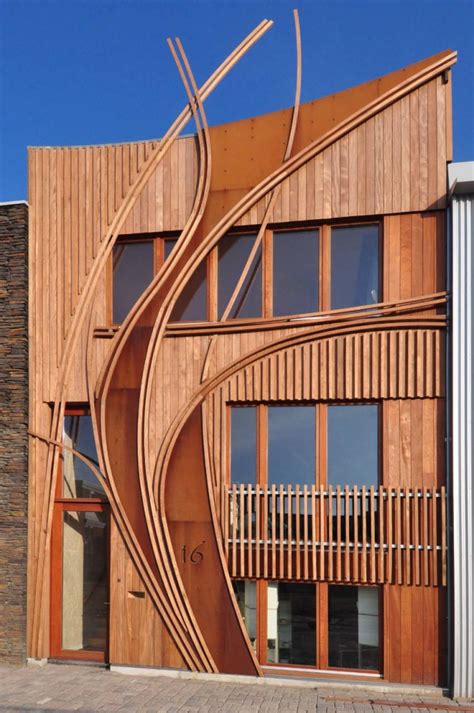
[0,203,28,662]
[27,49,452,683]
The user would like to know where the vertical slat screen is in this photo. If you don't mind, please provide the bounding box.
[227,485,446,586]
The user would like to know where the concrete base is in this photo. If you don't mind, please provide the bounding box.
[27,658,48,667]
[109,664,449,697]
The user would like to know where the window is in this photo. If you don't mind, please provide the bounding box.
[170,257,208,322]
[218,233,261,319]
[267,582,316,666]
[230,403,379,489]
[267,405,316,487]
[112,222,380,325]
[61,408,105,499]
[234,579,380,672]
[272,230,319,316]
[112,240,154,324]
[327,404,379,489]
[328,585,380,670]
[111,233,180,324]
[331,224,379,310]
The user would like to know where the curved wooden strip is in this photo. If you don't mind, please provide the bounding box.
[154,317,445,502]
[167,292,447,336]
[31,18,273,659]
[165,403,261,674]
[28,432,201,670]
[200,8,302,382]
[96,38,215,672]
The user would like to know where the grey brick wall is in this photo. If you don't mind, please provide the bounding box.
[0,203,28,662]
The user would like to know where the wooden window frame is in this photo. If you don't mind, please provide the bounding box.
[107,231,181,326]
[51,404,109,661]
[228,402,383,675]
[212,218,382,324]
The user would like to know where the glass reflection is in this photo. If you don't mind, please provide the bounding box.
[268,406,316,487]
[267,582,316,665]
[329,586,379,670]
[218,233,262,319]
[112,241,154,323]
[62,510,108,652]
[273,230,319,316]
[232,580,257,650]
[63,415,104,499]
[331,225,379,310]
[170,259,207,321]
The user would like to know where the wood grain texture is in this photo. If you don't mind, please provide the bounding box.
[28,44,452,684]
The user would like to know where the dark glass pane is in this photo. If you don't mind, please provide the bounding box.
[267,582,316,665]
[62,511,108,652]
[328,405,378,488]
[329,586,379,670]
[113,241,154,323]
[171,259,207,321]
[232,580,257,649]
[164,238,177,260]
[231,407,257,484]
[218,233,262,319]
[273,230,319,316]
[331,225,379,310]
[63,415,105,499]
[268,406,316,487]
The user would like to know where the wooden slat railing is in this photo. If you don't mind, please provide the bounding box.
[225,484,447,586]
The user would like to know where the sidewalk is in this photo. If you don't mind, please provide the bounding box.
[0,663,473,713]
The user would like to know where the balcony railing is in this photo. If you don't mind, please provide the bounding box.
[224,484,447,586]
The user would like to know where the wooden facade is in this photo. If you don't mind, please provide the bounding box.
[28,30,455,686]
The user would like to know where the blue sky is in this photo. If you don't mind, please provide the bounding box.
[1,0,473,201]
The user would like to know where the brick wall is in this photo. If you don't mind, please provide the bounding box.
[0,203,28,662]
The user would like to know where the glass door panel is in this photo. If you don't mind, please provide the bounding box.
[266,582,316,666]
[61,510,108,652]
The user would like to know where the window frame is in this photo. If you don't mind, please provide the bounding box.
[52,403,110,662]
[227,401,381,490]
[108,231,181,326]
[108,219,382,327]
[233,578,383,676]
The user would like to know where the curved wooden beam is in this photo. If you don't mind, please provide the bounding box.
[31,18,273,659]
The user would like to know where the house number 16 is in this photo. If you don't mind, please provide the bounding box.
[182,541,205,564]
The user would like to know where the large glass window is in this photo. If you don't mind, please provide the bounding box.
[331,225,379,310]
[328,586,379,670]
[112,241,154,323]
[273,230,319,316]
[267,582,316,665]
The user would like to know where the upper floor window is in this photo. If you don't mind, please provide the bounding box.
[229,402,379,489]
[111,234,176,324]
[331,224,379,310]
[111,222,380,325]
[272,229,319,316]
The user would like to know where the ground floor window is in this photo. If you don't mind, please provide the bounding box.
[233,579,381,673]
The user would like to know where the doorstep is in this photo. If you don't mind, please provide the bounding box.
[109,662,449,697]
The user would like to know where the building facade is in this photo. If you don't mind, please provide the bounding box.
[27,41,460,688]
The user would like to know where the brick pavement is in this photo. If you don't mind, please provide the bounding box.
[0,664,473,713]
